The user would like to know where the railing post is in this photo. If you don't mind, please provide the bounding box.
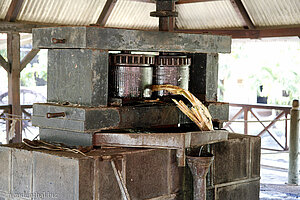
[285,111,289,150]
[244,107,248,135]
[288,100,299,185]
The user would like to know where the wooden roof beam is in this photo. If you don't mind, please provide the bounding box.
[96,0,118,27]
[0,21,60,33]
[229,0,255,29]
[5,0,24,22]
[130,0,221,4]
[176,0,221,4]
[175,26,300,39]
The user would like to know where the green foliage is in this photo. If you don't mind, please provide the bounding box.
[21,63,47,87]
[219,38,300,106]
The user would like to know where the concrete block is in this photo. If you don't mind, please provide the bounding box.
[207,102,229,122]
[211,134,250,185]
[0,147,11,194]
[0,145,181,200]
[78,159,94,200]
[33,27,231,53]
[11,149,32,198]
[189,53,219,102]
[251,136,261,178]
[216,180,260,200]
[39,128,93,147]
[33,103,181,132]
[125,149,173,199]
[47,49,109,107]
[32,152,79,200]
[98,160,122,200]
[206,54,219,102]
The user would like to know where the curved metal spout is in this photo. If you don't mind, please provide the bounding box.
[187,155,214,200]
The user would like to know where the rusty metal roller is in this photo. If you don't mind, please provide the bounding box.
[154,55,191,96]
[110,54,155,98]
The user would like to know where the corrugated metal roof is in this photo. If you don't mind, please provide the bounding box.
[176,0,244,29]
[105,0,158,30]
[17,0,106,25]
[242,0,300,27]
[0,0,299,34]
[0,0,12,19]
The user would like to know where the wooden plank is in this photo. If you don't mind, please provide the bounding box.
[130,0,221,4]
[0,54,10,72]
[20,49,40,71]
[96,0,117,27]
[7,32,22,143]
[0,21,53,33]
[229,0,255,29]
[5,0,24,22]
[176,0,221,4]
[176,26,300,38]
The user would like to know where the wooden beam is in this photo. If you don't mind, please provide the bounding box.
[0,55,10,72]
[96,0,117,27]
[175,26,300,39]
[20,49,40,71]
[229,0,255,29]
[176,0,221,4]
[130,0,221,4]
[5,0,24,22]
[7,32,22,143]
[0,21,53,33]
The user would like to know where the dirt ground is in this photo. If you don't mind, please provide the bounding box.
[260,151,300,199]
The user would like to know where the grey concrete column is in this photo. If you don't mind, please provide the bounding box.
[288,99,300,185]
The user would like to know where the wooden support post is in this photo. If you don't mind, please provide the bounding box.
[288,100,299,185]
[0,55,10,72]
[20,49,40,71]
[7,32,22,143]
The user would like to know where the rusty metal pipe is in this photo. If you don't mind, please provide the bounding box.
[46,112,66,118]
[186,155,214,200]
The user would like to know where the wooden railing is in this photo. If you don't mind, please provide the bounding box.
[224,103,291,151]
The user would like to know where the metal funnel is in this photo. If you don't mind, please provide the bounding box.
[187,155,214,200]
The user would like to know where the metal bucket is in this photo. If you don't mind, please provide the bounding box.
[154,56,191,96]
[110,54,154,98]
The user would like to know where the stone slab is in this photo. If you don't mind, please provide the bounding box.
[0,145,180,200]
[211,133,250,185]
[47,49,109,107]
[33,27,231,53]
[0,147,11,194]
[188,53,219,102]
[32,152,79,200]
[33,103,226,132]
[207,102,229,122]
[216,180,260,200]
[39,128,93,147]
[11,149,32,198]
